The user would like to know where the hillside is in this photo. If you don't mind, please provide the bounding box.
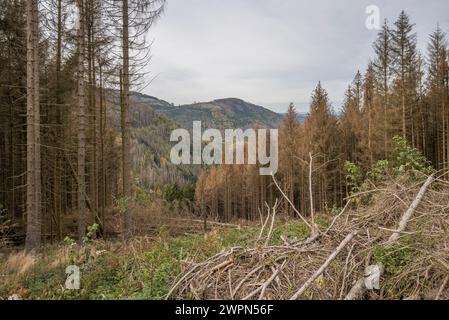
[105,91,285,188]
[131,92,283,129]
[106,92,198,189]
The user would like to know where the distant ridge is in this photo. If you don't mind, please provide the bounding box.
[130,92,283,129]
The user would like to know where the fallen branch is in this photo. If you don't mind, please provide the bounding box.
[165,264,202,300]
[378,227,415,235]
[339,243,355,299]
[290,230,358,300]
[435,275,449,300]
[165,249,237,299]
[388,174,435,243]
[243,260,286,300]
[258,260,286,300]
[232,265,265,298]
[344,278,365,300]
[210,259,233,273]
[345,174,435,300]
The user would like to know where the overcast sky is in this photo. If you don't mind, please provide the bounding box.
[144,0,449,113]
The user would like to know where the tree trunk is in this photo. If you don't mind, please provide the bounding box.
[309,153,314,223]
[99,65,106,236]
[25,0,41,252]
[77,0,87,242]
[122,0,133,239]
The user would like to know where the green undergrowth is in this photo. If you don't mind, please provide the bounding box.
[372,237,418,296]
[0,220,313,300]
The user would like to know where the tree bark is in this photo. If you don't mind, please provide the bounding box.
[388,174,435,243]
[77,0,87,242]
[25,0,41,252]
[122,0,133,239]
[309,153,314,223]
[99,64,106,236]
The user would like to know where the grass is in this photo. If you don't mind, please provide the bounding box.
[0,220,311,300]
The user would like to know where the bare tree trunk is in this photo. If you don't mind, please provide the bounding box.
[8,84,15,222]
[77,0,87,242]
[33,0,41,247]
[309,153,314,224]
[368,99,373,164]
[441,96,447,170]
[25,0,41,252]
[122,0,133,239]
[87,1,98,221]
[54,0,63,241]
[384,66,389,158]
[388,174,435,243]
[99,65,106,236]
[401,50,407,140]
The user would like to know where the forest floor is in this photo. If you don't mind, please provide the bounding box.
[1,172,448,300]
[0,219,315,300]
[165,172,449,300]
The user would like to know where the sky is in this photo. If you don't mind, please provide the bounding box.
[144,0,449,113]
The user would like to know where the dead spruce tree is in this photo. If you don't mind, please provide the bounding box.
[25,0,42,252]
[105,0,166,239]
[76,0,87,242]
[1,0,124,245]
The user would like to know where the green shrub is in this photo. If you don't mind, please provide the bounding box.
[373,244,415,277]
[344,161,362,195]
[163,182,196,203]
[367,160,390,181]
[391,136,433,175]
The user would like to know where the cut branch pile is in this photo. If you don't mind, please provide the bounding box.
[166,172,449,300]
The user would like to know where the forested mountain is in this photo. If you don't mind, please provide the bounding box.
[129,92,283,129]
[107,91,198,190]
[104,91,283,190]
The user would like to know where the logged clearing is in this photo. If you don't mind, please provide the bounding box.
[1,172,448,300]
[167,172,449,300]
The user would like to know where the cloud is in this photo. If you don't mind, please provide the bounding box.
[144,0,449,113]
